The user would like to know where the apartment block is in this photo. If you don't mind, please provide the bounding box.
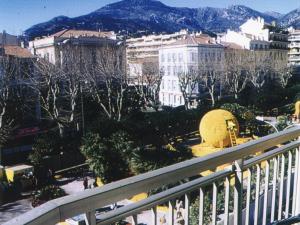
[288,28,300,68]
[28,29,117,65]
[126,30,204,78]
[219,17,288,50]
[159,35,224,107]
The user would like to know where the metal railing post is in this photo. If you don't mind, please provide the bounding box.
[234,159,244,225]
[295,139,300,220]
[84,210,96,225]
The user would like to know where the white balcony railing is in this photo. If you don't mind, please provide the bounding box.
[5,126,300,225]
[289,43,300,49]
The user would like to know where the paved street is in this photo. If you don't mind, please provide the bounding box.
[0,174,169,225]
[0,199,32,224]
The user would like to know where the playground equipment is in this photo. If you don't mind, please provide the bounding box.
[199,109,239,148]
[294,101,300,122]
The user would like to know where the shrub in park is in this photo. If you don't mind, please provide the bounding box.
[81,131,134,184]
[31,185,66,207]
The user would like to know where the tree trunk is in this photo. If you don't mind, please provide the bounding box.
[0,115,3,129]
[209,87,215,107]
[184,101,189,110]
[0,107,6,129]
[58,123,64,138]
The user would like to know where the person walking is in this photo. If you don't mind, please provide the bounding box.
[83,177,88,190]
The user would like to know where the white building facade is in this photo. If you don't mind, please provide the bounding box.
[159,36,224,107]
[126,30,204,78]
[29,29,117,65]
[288,28,300,67]
[220,17,288,50]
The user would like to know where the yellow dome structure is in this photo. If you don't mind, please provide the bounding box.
[295,101,300,120]
[199,109,239,148]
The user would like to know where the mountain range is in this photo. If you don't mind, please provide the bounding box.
[25,0,300,39]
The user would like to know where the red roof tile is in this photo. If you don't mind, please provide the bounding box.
[221,42,244,50]
[50,29,115,39]
[3,46,34,58]
[168,35,216,47]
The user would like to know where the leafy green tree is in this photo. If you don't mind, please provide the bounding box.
[130,144,192,175]
[28,132,61,167]
[81,131,134,184]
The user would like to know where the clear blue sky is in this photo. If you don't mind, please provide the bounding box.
[0,0,299,35]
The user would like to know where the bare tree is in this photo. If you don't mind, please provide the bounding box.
[224,49,250,99]
[31,59,65,135]
[271,50,292,88]
[0,56,17,129]
[177,67,199,110]
[59,45,83,128]
[248,51,272,90]
[32,58,82,137]
[133,59,163,110]
[84,44,128,121]
[198,53,224,107]
[31,44,88,137]
[247,50,292,91]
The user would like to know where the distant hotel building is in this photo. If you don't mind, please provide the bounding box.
[126,30,204,78]
[219,17,288,50]
[159,35,224,107]
[288,28,300,68]
[29,29,117,64]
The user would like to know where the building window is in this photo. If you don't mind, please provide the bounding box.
[161,54,165,62]
[178,66,183,74]
[178,53,183,62]
[217,52,221,61]
[161,66,165,75]
[161,80,164,90]
[44,53,50,60]
[173,53,176,62]
[179,96,182,105]
[172,80,176,91]
[168,53,171,62]
[174,95,176,105]
[167,66,171,76]
[191,52,197,62]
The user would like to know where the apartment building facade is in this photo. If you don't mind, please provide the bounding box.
[159,35,224,107]
[126,30,204,78]
[28,29,117,65]
[220,17,288,50]
[288,28,300,68]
